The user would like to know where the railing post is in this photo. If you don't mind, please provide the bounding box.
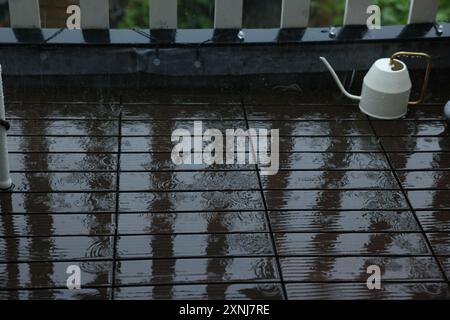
[0,65,12,190]
[79,0,110,29]
[214,0,243,29]
[281,0,311,28]
[8,0,41,28]
[408,0,440,24]
[343,0,373,25]
[150,0,178,29]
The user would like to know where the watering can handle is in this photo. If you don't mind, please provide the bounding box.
[389,52,432,106]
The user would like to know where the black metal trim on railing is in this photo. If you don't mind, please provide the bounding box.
[0,24,448,86]
[0,23,447,46]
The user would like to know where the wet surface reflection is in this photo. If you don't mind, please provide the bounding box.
[389,152,450,170]
[114,283,283,300]
[115,257,279,285]
[262,171,399,190]
[265,190,409,210]
[116,234,273,259]
[373,121,450,137]
[285,283,450,300]
[269,211,420,232]
[1,92,449,300]
[280,257,443,281]
[274,233,430,256]
[0,288,112,300]
[118,211,268,234]
[0,261,113,289]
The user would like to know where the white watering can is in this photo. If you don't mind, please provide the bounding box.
[320,52,432,119]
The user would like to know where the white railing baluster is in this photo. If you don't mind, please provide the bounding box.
[281,0,311,28]
[8,0,41,28]
[79,0,110,29]
[343,0,373,25]
[150,0,178,29]
[0,65,11,190]
[214,0,243,29]
[408,0,439,24]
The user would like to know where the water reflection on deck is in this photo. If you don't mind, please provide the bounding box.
[0,88,449,300]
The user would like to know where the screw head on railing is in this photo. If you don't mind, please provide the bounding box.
[237,30,245,41]
[328,26,337,39]
[434,23,444,36]
[194,60,202,69]
[444,101,450,121]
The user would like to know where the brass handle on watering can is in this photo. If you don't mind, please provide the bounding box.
[389,51,432,106]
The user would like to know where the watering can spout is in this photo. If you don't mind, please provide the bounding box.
[319,57,361,101]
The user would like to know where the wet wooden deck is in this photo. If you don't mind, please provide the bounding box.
[0,88,449,300]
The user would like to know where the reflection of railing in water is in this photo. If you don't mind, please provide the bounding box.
[8,0,442,29]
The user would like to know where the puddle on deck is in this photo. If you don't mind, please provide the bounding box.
[0,89,450,300]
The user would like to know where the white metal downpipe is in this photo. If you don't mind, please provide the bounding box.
[0,65,12,190]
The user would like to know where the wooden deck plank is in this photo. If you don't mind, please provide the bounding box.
[416,211,450,232]
[0,236,114,262]
[118,211,268,235]
[0,288,112,300]
[122,104,244,120]
[0,261,113,289]
[0,192,116,214]
[116,233,273,259]
[5,103,121,120]
[408,191,450,210]
[120,153,254,171]
[280,256,443,281]
[275,152,390,170]
[372,121,450,137]
[247,120,374,136]
[8,153,117,172]
[0,213,115,237]
[121,136,381,152]
[119,171,260,191]
[122,120,247,136]
[261,171,399,190]
[427,233,450,255]
[274,233,430,256]
[119,191,264,212]
[285,282,450,300]
[269,211,420,233]
[398,171,450,189]
[114,283,283,300]
[265,190,409,210]
[9,172,116,192]
[438,257,450,280]
[8,120,119,136]
[388,152,450,170]
[115,257,278,285]
[8,136,118,153]
[246,105,365,120]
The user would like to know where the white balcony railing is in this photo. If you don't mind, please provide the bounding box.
[7,0,442,30]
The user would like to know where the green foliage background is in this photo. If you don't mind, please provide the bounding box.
[115,0,450,28]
